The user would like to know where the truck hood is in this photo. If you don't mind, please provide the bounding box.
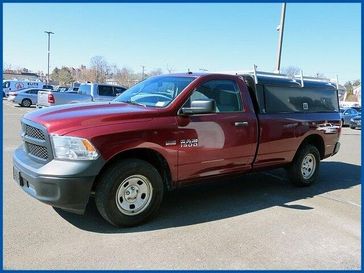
[24,102,160,135]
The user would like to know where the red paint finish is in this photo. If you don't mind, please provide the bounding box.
[23,73,341,188]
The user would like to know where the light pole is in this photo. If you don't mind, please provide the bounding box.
[275,3,286,73]
[141,65,146,80]
[44,31,54,84]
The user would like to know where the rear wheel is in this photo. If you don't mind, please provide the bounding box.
[95,159,164,227]
[287,144,320,187]
[21,99,32,107]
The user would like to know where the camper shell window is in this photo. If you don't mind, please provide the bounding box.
[263,85,339,113]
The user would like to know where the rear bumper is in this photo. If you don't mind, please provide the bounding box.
[13,146,104,214]
[332,142,340,156]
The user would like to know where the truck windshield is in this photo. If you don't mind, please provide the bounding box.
[114,76,195,108]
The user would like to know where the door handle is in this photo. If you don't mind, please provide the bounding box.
[234,121,249,127]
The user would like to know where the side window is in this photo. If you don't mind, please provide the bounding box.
[264,85,339,113]
[186,80,242,113]
[31,89,39,94]
[98,85,114,96]
[256,84,266,113]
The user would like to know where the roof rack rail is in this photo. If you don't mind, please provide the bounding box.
[214,65,339,88]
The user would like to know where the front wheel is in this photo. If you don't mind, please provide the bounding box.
[95,159,164,227]
[287,144,320,187]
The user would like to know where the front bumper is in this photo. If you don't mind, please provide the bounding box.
[13,145,104,214]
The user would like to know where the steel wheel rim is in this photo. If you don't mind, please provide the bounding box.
[301,153,316,179]
[23,100,31,107]
[115,175,153,216]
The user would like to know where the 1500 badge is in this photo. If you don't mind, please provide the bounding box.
[180,139,198,148]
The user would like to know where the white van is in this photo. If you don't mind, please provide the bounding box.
[3,80,46,97]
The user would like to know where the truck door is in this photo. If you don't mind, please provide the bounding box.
[176,78,258,182]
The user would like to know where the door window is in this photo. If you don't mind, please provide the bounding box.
[186,80,242,112]
[98,85,114,96]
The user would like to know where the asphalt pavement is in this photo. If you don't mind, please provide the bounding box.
[2,100,361,269]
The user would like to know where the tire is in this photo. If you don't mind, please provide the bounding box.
[287,144,320,187]
[21,99,32,107]
[95,159,164,227]
[350,125,356,129]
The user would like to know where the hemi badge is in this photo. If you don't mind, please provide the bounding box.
[165,140,177,146]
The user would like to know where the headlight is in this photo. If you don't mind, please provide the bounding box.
[51,135,99,160]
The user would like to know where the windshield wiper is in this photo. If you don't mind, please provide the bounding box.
[124,100,147,107]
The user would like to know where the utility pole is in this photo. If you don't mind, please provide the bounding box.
[141,65,145,80]
[275,3,286,73]
[44,31,54,84]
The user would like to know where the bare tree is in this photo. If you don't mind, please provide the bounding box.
[313,72,326,78]
[90,56,110,83]
[166,64,175,74]
[148,68,163,77]
[281,66,301,77]
[115,67,136,87]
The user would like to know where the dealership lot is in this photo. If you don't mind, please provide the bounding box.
[3,100,361,269]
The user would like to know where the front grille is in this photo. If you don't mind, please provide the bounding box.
[21,120,52,162]
[24,124,45,140]
[26,142,48,160]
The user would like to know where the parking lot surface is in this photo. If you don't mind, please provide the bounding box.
[3,100,361,269]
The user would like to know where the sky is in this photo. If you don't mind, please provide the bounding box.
[3,3,361,82]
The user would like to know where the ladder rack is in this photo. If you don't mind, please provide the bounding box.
[214,65,339,89]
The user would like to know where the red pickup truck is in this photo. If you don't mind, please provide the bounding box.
[13,72,341,227]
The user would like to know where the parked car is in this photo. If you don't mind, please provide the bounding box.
[66,87,79,93]
[42,85,54,90]
[351,106,361,113]
[340,108,359,126]
[36,83,127,108]
[3,80,45,97]
[7,90,23,102]
[55,86,69,92]
[13,72,341,227]
[8,88,46,107]
[350,114,361,129]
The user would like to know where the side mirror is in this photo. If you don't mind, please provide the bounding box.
[181,99,216,115]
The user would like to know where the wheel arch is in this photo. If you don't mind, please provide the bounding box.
[93,148,173,192]
[296,134,325,160]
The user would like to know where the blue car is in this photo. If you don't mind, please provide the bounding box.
[340,108,359,126]
[350,114,361,129]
